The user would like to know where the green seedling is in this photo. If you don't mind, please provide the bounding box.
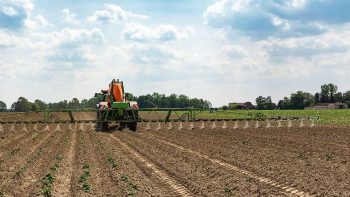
[82,182,91,193]
[15,171,21,177]
[43,173,54,184]
[224,186,238,197]
[325,154,332,161]
[50,163,59,172]
[83,163,89,170]
[121,175,129,182]
[10,148,20,156]
[108,156,118,169]
[41,185,52,197]
[79,163,91,193]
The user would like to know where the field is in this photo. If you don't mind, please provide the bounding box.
[197,109,350,125]
[0,112,349,197]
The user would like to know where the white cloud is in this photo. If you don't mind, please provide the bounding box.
[41,28,106,65]
[87,4,148,23]
[0,30,23,48]
[2,6,18,16]
[264,32,350,62]
[203,0,350,39]
[126,44,178,65]
[26,14,52,29]
[62,8,79,24]
[123,23,192,42]
[0,28,107,78]
[0,0,52,30]
[221,45,248,59]
[0,0,34,30]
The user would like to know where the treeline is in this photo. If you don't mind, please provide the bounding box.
[0,92,212,112]
[126,93,212,108]
[255,83,350,110]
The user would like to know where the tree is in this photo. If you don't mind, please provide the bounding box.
[256,96,265,110]
[80,99,89,108]
[320,84,330,103]
[344,91,350,102]
[256,96,276,110]
[314,93,320,104]
[0,101,7,112]
[334,92,343,103]
[34,99,47,110]
[31,102,39,111]
[68,98,80,109]
[303,92,314,107]
[14,97,32,112]
[320,83,338,103]
[290,92,305,109]
[289,91,314,109]
[278,97,290,109]
[328,83,338,103]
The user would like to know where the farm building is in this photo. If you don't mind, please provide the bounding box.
[305,102,348,110]
[229,102,255,109]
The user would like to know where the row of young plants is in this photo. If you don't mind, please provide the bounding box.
[40,128,72,196]
[0,128,42,161]
[14,133,57,178]
[92,131,139,196]
[0,125,66,196]
[41,156,62,196]
[79,163,92,193]
[75,129,93,194]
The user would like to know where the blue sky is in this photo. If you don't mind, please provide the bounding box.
[1,0,350,107]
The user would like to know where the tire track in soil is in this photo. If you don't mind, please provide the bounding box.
[111,135,193,197]
[52,126,77,196]
[83,128,124,196]
[147,127,348,196]
[145,133,314,197]
[121,132,287,197]
[72,128,120,196]
[0,129,56,184]
[97,133,176,197]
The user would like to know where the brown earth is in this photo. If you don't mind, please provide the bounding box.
[0,114,349,197]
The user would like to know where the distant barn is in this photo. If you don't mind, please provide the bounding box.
[305,103,348,110]
[229,102,255,109]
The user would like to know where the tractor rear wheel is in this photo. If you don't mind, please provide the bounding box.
[128,122,137,131]
[96,111,108,131]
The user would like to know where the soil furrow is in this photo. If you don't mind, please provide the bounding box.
[96,132,176,196]
[0,124,65,195]
[0,129,56,183]
[52,126,77,196]
[147,128,349,196]
[146,133,313,197]
[6,125,68,196]
[71,127,120,196]
[0,130,39,159]
[111,134,194,197]
[118,132,286,197]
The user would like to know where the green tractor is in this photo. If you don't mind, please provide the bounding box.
[95,79,139,131]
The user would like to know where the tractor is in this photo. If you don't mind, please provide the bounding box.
[95,79,139,131]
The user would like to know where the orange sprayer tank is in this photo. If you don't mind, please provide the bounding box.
[112,83,124,102]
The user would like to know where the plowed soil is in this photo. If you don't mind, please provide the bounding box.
[0,116,349,197]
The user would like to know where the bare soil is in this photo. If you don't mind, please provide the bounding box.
[0,114,349,197]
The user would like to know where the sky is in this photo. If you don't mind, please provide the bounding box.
[1,0,350,107]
